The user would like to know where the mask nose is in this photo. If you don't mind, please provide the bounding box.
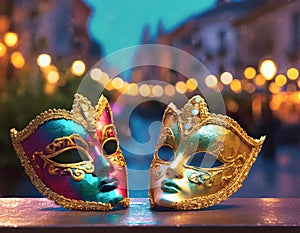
[95,156,112,177]
[92,146,113,177]
[165,152,188,179]
[166,165,183,179]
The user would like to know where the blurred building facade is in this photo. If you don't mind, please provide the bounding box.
[0,0,101,92]
[131,0,300,127]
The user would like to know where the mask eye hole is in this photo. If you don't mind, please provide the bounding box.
[187,152,223,168]
[157,145,175,162]
[102,139,119,156]
[50,150,85,164]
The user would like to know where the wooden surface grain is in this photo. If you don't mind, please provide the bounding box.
[0,198,299,233]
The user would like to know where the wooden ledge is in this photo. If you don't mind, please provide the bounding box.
[0,198,299,233]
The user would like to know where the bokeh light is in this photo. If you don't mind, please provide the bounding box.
[275,74,287,87]
[268,82,281,94]
[71,60,86,76]
[152,85,164,97]
[287,68,299,80]
[47,70,60,84]
[175,81,187,94]
[105,81,114,91]
[4,32,18,47]
[186,78,198,91]
[139,84,151,97]
[205,75,218,88]
[90,68,102,81]
[0,42,7,57]
[230,79,242,93]
[220,72,233,85]
[259,59,277,80]
[112,77,124,90]
[126,83,139,96]
[37,54,51,68]
[244,67,256,79]
[10,51,25,69]
[244,82,256,94]
[226,99,239,112]
[254,74,266,87]
[164,84,175,96]
[98,72,110,85]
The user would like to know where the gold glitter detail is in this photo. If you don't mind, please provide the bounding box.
[149,95,265,210]
[10,94,129,211]
[34,134,95,182]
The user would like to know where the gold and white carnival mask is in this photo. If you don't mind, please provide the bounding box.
[149,96,265,210]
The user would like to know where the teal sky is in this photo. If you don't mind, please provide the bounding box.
[84,0,218,56]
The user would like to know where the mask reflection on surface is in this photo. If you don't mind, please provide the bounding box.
[10,94,128,211]
[149,95,265,210]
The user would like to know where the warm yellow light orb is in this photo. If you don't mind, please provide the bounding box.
[37,54,51,68]
[4,32,18,47]
[259,59,277,80]
[47,71,60,84]
[139,84,151,97]
[205,75,218,88]
[268,82,280,94]
[11,51,25,69]
[164,84,175,96]
[287,67,299,80]
[254,74,266,87]
[105,81,114,91]
[175,81,187,94]
[90,68,102,81]
[98,72,110,85]
[244,67,256,79]
[152,85,164,97]
[186,78,198,91]
[230,79,242,93]
[71,60,86,76]
[220,72,233,85]
[275,74,287,87]
[0,42,7,57]
[112,77,124,90]
[127,83,139,96]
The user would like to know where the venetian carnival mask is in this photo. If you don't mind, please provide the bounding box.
[149,95,265,210]
[10,94,129,211]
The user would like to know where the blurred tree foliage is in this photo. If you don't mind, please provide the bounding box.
[0,71,82,166]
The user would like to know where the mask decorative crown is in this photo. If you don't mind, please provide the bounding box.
[149,95,265,210]
[10,94,129,211]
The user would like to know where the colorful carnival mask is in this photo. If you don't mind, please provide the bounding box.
[10,94,129,211]
[149,95,265,210]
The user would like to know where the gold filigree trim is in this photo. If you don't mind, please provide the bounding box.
[72,94,96,134]
[10,94,129,211]
[106,152,127,168]
[119,198,130,208]
[102,124,117,142]
[149,95,265,210]
[95,94,115,125]
[11,125,115,211]
[34,134,95,182]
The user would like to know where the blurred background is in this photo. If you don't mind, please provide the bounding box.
[0,0,299,198]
